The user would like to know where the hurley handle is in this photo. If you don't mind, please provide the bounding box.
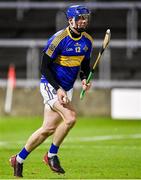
[79,29,111,100]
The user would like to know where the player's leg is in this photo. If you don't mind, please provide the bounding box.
[52,101,76,146]
[44,95,76,174]
[10,104,61,177]
[49,88,76,148]
[25,104,61,152]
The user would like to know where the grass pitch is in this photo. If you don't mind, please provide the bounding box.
[0,116,141,179]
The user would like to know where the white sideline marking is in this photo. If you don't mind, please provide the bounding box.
[0,134,141,147]
[70,134,141,142]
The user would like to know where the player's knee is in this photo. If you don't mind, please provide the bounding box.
[41,126,55,137]
[65,111,76,128]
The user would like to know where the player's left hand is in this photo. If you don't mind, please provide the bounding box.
[82,79,91,91]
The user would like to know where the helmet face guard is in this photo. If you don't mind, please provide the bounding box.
[75,14,90,21]
[66,5,90,32]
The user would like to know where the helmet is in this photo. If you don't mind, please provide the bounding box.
[66,5,90,21]
[66,5,90,32]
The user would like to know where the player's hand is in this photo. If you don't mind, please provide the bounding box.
[57,88,69,105]
[82,79,91,91]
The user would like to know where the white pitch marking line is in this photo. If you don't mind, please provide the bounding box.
[71,134,141,142]
[0,134,141,147]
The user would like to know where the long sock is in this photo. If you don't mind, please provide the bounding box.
[16,147,30,164]
[48,143,59,158]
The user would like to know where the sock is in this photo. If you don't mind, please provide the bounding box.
[16,147,30,164]
[48,143,59,157]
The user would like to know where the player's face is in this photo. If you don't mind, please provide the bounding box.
[69,14,90,33]
[75,14,89,30]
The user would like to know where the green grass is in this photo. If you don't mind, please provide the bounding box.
[0,116,141,179]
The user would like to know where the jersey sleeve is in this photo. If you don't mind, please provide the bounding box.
[40,53,60,90]
[85,39,93,60]
[43,29,67,59]
[83,32,94,60]
[44,36,61,59]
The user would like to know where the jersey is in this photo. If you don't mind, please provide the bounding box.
[41,27,94,91]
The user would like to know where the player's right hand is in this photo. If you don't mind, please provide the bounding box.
[57,88,69,105]
[82,79,91,91]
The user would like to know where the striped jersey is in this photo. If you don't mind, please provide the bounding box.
[41,27,94,91]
